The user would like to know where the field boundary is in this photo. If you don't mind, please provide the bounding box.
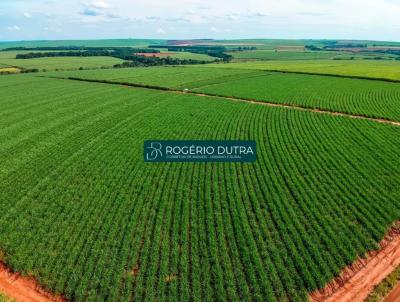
[46,76,400,127]
[310,222,400,302]
[0,261,66,302]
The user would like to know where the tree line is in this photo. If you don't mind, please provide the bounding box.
[14,47,160,59]
[113,56,210,68]
[11,46,220,66]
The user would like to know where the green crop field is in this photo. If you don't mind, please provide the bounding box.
[0,48,214,72]
[157,51,216,61]
[1,37,400,302]
[46,66,262,89]
[48,66,400,121]
[213,39,310,50]
[208,60,400,81]
[229,50,340,60]
[192,71,400,121]
[229,50,397,61]
[0,72,399,302]
[0,51,123,71]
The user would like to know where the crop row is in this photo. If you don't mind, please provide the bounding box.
[193,71,400,121]
[0,75,399,301]
[45,66,400,121]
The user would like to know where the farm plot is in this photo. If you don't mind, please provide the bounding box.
[157,51,216,61]
[133,51,215,61]
[47,66,400,121]
[207,60,400,81]
[0,51,123,71]
[46,66,264,89]
[229,50,340,60]
[192,71,400,121]
[0,74,399,301]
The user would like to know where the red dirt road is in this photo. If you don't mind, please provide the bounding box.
[0,262,65,302]
[384,281,400,302]
[310,226,400,302]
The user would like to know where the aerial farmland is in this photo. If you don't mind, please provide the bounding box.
[0,2,400,302]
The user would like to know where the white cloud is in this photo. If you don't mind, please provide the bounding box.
[184,14,206,24]
[156,27,165,34]
[7,25,21,31]
[80,0,111,17]
[2,0,400,41]
[43,26,62,33]
[90,0,110,9]
[81,8,102,16]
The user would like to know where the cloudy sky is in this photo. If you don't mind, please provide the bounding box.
[1,0,400,41]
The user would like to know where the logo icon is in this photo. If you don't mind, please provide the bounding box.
[145,142,163,161]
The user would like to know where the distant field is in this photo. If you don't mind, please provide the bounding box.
[215,39,310,50]
[229,50,340,60]
[208,60,400,81]
[0,50,73,59]
[48,66,400,121]
[165,51,215,61]
[230,50,397,61]
[0,52,123,70]
[0,50,74,67]
[1,74,399,302]
[0,49,214,71]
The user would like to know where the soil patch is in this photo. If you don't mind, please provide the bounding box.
[0,262,66,302]
[310,223,400,302]
[383,281,400,302]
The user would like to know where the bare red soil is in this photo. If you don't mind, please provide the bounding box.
[384,281,400,302]
[310,223,400,302]
[0,262,65,302]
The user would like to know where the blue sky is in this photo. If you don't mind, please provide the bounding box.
[1,0,400,41]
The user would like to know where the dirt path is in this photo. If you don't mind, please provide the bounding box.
[53,76,400,128]
[310,225,400,302]
[384,281,400,302]
[0,262,65,302]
